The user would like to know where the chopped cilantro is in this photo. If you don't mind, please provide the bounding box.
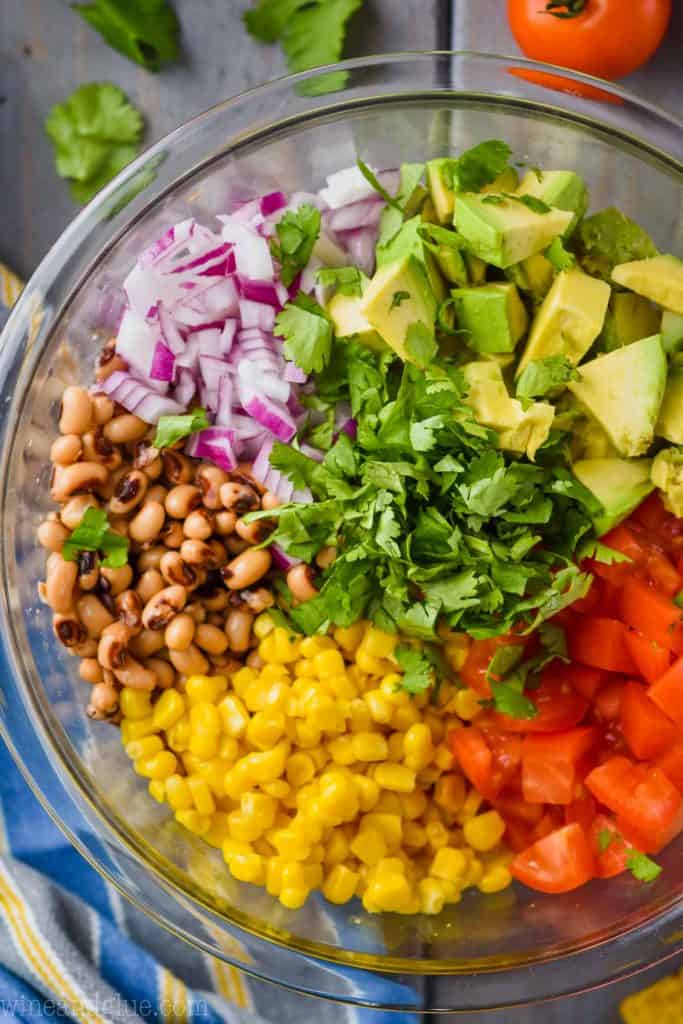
[315,266,363,296]
[674,590,683,609]
[577,539,631,565]
[390,290,411,310]
[72,0,180,71]
[441,140,512,193]
[395,646,435,695]
[62,507,129,569]
[404,322,437,367]
[545,236,577,271]
[154,407,209,449]
[626,851,662,883]
[356,159,402,211]
[489,680,538,719]
[270,204,321,286]
[516,356,578,400]
[597,828,615,853]
[515,194,551,214]
[275,293,333,373]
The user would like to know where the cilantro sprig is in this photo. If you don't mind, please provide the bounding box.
[315,266,363,296]
[72,0,180,71]
[62,508,129,569]
[516,356,579,401]
[484,623,570,720]
[441,140,512,193]
[275,293,334,373]
[154,407,209,449]
[596,830,662,883]
[271,204,321,287]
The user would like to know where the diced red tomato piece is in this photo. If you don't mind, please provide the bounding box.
[486,666,589,734]
[565,792,598,834]
[571,577,602,615]
[493,794,545,826]
[521,727,599,805]
[644,549,681,597]
[567,617,637,674]
[459,635,525,697]
[649,656,683,729]
[620,578,683,654]
[601,524,648,562]
[592,678,627,723]
[449,727,497,799]
[585,756,683,848]
[623,629,672,684]
[632,492,670,533]
[510,823,596,894]
[616,802,683,855]
[505,818,535,853]
[564,663,609,700]
[589,814,633,879]
[485,731,522,793]
[620,681,678,760]
[656,742,683,792]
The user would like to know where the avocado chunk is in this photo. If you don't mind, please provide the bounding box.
[482,167,520,194]
[498,402,555,462]
[360,256,437,363]
[454,194,573,269]
[376,216,448,302]
[567,334,667,457]
[517,170,588,236]
[652,448,683,517]
[572,457,654,536]
[327,292,387,353]
[505,251,555,301]
[516,269,610,377]
[599,293,661,352]
[465,252,487,286]
[574,208,658,282]
[452,283,529,354]
[612,255,683,315]
[568,408,618,460]
[662,311,683,354]
[656,367,683,445]
[435,245,469,286]
[463,361,520,429]
[426,159,456,225]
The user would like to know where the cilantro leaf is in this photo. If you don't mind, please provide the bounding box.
[315,266,363,296]
[516,356,578,400]
[574,208,658,281]
[597,828,615,853]
[405,322,437,367]
[626,851,662,883]
[72,0,180,71]
[275,293,333,373]
[356,159,402,211]
[62,507,129,569]
[441,140,512,193]
[395,646,435,695]
[153,408,209,449]
[390,290,411,310]
[545,237,577,271]
[515,194,551,214]
[245,0,363,96]
[489,680,538,719]
[577,538,631,565]
[45,83,144,204]
[270,204,321,286]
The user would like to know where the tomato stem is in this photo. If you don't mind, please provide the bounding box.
[541,0,588,17]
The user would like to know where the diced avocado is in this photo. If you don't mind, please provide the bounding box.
[377,216,447,302]
[505,251,555,301]
[463,361,520,429]
[452,283,529,354]
[498,402,555,462]
[662,311,683,353]
[572,457,654,535]
[327,292,387,353]
[434,245,469,286]
[612,255,683,315]
[426,159,456,225]
[454,194,573,269]
[482,167,519,194]
[404,184,428,219]
[652,448,683,517]
[656,367,683,444]
[517,170,588,235]
[569,411,618,460]
[360,256,437,363]
[421,197,438,224]
[567,334,667,457]
[465,252,487,286]
[599,293,661,352]
[574,208,658,282]
[515,269,610,377]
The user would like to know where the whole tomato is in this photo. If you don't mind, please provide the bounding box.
[507,0,672,80]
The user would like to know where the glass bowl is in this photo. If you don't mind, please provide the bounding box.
[0,53,682,1015]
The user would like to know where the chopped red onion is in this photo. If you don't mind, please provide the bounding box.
[186,427,237,472]
[150,341,176,382]
[340,227,378,275]
[100,370,184,421]
[319,166,399,210]
[174,367,197,407]
[220,220,274,280]
[245,394,296,442]
[157,302,186,354]
[261,192,288,216]
[270,544,302,571]
[325,198,384,233]
[239,299,276,332]
[284,363,307,384]
[238,277,284,308]
[300,443,324,462]
[115,308,158,378]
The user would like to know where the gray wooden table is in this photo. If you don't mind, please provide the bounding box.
[0,1,681,1020]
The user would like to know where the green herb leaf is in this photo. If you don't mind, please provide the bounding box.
[45,83,144,204]
[153,407,209,449]
[441,140,512,194]
[489,680,538,719]
[577,538,631,565]
[597,828,615,853]
[545,237,577,271]
[516,356,578,400]
[315,266,363,296]
[390,290,411,310]
[72,0,180,71]
[62,507,129,569]
[395,646,435,695]
[356,159,402,211]
[514,194,551,214]
[626,851,662,883]
[271,204,321,286]
[275,293,334,373]
[404,322,437,367]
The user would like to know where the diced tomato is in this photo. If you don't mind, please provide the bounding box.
[649,656,683,729]
[623,629,672,684]
[567,617,637,674]
[620,681,678,760]
[620,578,683,654]
[565,792,598,834]
[487,666,589,734]
[585,756,683,848]
[656,742,683,792]
[644,549,681,597]
[485,731,522,793]
[459,635,525,697]
[617,803,683,855]
[571,577,602,615]
[449,727,497,799]
[530,806,565,842]
[601,524,648,563]
[632,492,671,534]
[493,794,545,826]
[521,727,599,805]
[589,814,632,879]
[510,823,596,894]
[592,678,627,723]
[505,818,535,853]
[564,663,609,700]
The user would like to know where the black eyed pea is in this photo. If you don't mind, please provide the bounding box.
[91,394,115,425]
[161,450,194,485]
[37,517,69,553]
[136,569,165,603]
[71,637,99,658]
[183,601,207,625]
[165,484,201,519]
[103,413,149,445]
[196,465,229,510]
[77,594,115,638]
[164,612,196,652]
[97,621,132,670]
[87,681,120,719]
[146,484,168,505]
[51,462,108,503]
[142,456,162,480]
[203,588,230,613]
[169,643,209,677]
[99,563,133,596]
[50,434,82,466]
[109,470,148,516]
[133,441,160,471]
[235,517,272,546]
[195,623,229,656]
[159,551,202,591]
[145,657,176,689]
[81,428,122,471]
[180,538,225,570]
[79,658,102,684]
[225,536,249,556]
[287,563,319,602]
[222,548,272,590]
[53,614,88,648]
[128,500,165,544]
[141,584,187,631]
[128,629,166,658]
[214,510,237,536]
[206,611,226,628]
[316,546,338,570]
[241,587,274,614]
[219,481,260,516]
[112,655,157,691]
[160,520,184,549]
[246,650,264,670]
[209,653,242,673]
[225,609,254,653]
[261,491,282,511]
[60,494,100,531]
[77,550,100,591]
[45,556,79,614]
[115,589,144,635]
[59,386,93,435]
[95,341,126,383]
[182,508,214,541]
[136,546,166,572]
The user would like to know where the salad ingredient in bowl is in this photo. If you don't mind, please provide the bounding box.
[37,137,683,917]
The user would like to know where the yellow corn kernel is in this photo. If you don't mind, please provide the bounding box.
[392,704,421,731]
[300,635,334,657]
[323,864,359,905]
[324,830,350,867]
[120,688,152,721]
[308,696,342,734]
[241,741,289,784]
[262,682,290,712]
[217,694,249,738]
[218,734,240,760]
[189,731,219,760]
[152,689,186,731]
[175,809,211,835]
[419,877,446,915]
[123,717,159,742]
[434,743,456,773]
[402,821,427,849]
[327,674,357,700]
[456,789,485,824]
[265,856,285,896]
[355,650,388,676]
[204,813,231,849]
[241,791,277,828]
[347,699,373,733]
[425,820,450,851]
[478,865,512,894]
[222,837,253,862]
[351,732,388,763]
[190,701,221,734]
[294,719,322,749]
[262,779,290,800]
[246,709,285,751]
[228,811,266,843]
[272,829,310,861]
[354,776,380,813]
[431,846,468,882]
[313,649,346,679]
[306,746,328,772]
[229,851,264,885]
[423,711,445,744]
[327,736,355,765]
[279,887,308,909]
[374,791,403,815]
[361,812,402,848]
[386,732,405,762]
[463,811,506,852]
[334,622,366,655]
[148,779,166,803]
[461,857,484,889]
[364,872,412,913]
[434,773,466,814]
[187,776,216,815]
[374,762,415,794]
[259,628,300,664]
[231,667,258,698]
[223,763,253,800]
[135,750,177,780]
[260,663,292,685]
[181,751,202,775]
[285,752,314,787]
[165,774,193,811]
[364,690,393,725]
[185,674,227,705]
[444,634,470,672]
[361,627,396,660]
[403,723,434,771]
[452,687,483,722]
[401,789,428,820]
[126,735,163,760]
[317,773,359,826]
[293,658,317,679]
[165,715,191,752]
[350,828,387,867]
[379,675,408,706]
[253,613,274,639]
